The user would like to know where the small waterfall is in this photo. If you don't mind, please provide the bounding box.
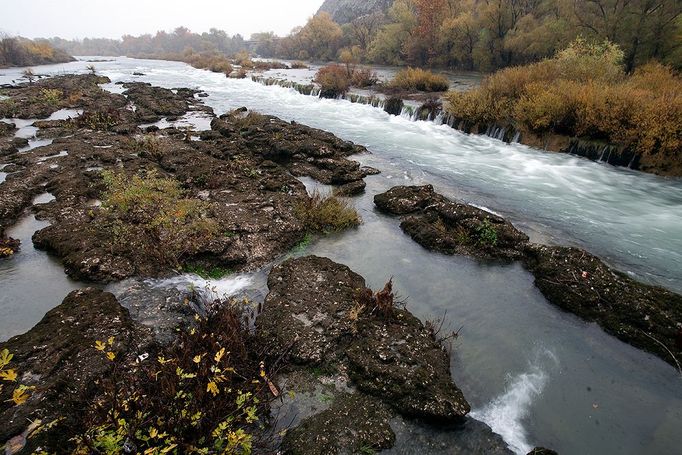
[511,131,521,143]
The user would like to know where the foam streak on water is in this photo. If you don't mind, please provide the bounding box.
[471,350,556,454]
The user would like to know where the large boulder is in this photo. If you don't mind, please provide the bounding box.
[259,256,471,454]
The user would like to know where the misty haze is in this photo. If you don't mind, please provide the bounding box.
[0,1,681,455]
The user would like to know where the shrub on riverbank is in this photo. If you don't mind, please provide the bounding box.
[315,64,352,98]
[315,64,379,98]
[295,191,361,232]
[445,39,682,164]
[76,301,268,454]
[387,68,449,92]
[183,51,233,75]
[0,36,74,68]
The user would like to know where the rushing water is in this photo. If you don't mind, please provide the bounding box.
[1,58,681,454]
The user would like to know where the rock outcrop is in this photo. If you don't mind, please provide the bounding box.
[317,0,392,24]
[376,185,682,369]
[0,289,151,453]
[258,256,473,453]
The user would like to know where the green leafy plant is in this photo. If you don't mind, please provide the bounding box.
[75,302,268,454]
[40,88,63,106]
[476,218,498,247]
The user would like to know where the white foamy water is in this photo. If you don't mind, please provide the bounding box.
[471,359,552,454]
[153,273,254,304]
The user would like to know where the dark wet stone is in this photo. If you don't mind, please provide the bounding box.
[384,97,404,116]
[282,393,395,455]
[528,448,558,455]
[334,179,366,196]
[258,256,470,422]
[523,244,682,367]
[376,185,529,260]
[0,289,151,453]
[347,308,470,420]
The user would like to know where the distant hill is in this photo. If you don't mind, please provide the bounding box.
[317,0,393,24]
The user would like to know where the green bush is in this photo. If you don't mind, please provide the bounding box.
[387,68,449,92]
[75,302,266,454]
[40,88,63,106]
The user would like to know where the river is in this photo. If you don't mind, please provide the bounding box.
[0,57,681,454]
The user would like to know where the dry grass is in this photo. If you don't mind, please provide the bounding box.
[387,68,449,92]
[295,191,360,233]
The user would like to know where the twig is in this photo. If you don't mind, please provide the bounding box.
[639,329,682,377]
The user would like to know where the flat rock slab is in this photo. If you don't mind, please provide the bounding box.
[282,393,396,455]
[375,185,529,260]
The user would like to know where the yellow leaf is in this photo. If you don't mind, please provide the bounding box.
[214,348,225,363]
[0,369,17,382]
[107,336,115,346]
[12,387,30,405]
[193,355,202,364]
[161,444,177,453]
[149,427,158,438]
[207,381,219,396]
[0,349,13,368]
[94,341,106,351]
[106,352,116,361]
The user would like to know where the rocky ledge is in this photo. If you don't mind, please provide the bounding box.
[257,256,511,454]
[376,185,682,369]
[0,289,152,453]
[0,74,372,281]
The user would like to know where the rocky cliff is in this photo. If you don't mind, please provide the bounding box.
[317,0,393,24]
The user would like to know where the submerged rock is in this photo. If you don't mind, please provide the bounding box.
[524,244,682,367]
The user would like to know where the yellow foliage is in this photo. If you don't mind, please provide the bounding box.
[388,67,449,92]
[0,369,17,382]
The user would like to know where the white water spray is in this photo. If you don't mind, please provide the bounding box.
[471,350,558,454]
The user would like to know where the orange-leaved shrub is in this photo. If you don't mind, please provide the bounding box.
[387,67,449,92]
[315,64,351,98]
[445,39,681,165]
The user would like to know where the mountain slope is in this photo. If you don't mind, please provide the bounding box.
[317,0,393,24]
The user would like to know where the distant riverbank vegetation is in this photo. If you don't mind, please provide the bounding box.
[258,0,680,72]
[446,38,681,173]
[0,34,74,68]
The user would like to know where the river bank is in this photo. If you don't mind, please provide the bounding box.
[250,60,681,178]
[0,59,681,454]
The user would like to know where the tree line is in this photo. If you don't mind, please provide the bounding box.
[47,27,248,60]
[257,0,681,72]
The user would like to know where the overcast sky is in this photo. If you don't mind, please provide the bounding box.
[1,0,323,40]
